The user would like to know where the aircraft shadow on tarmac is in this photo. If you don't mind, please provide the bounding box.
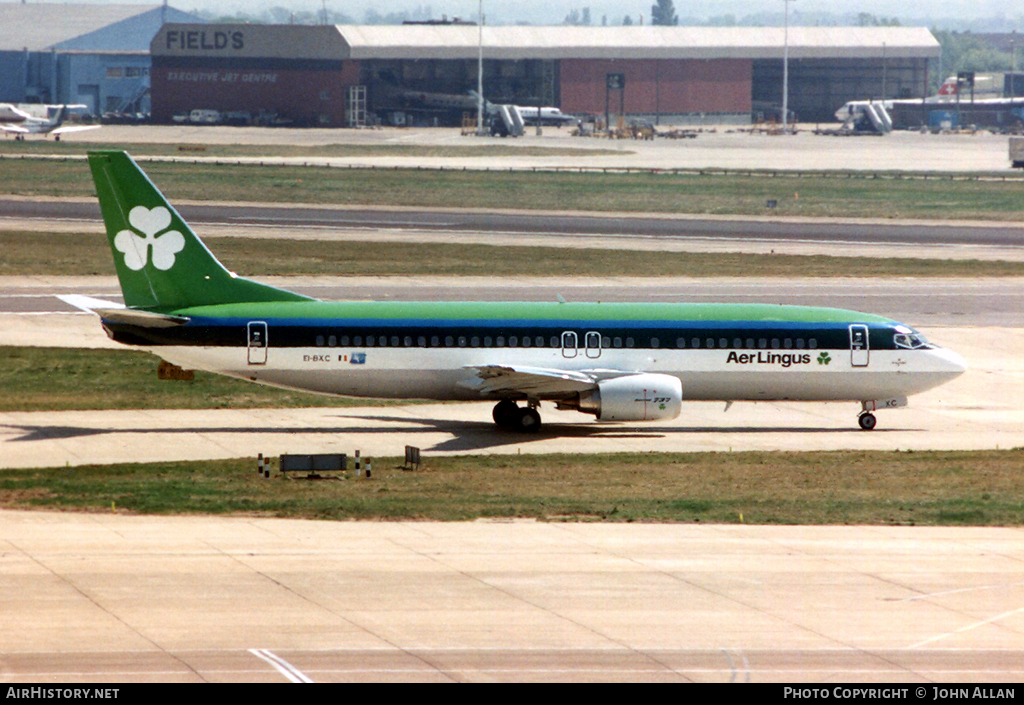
[2,416,903,455]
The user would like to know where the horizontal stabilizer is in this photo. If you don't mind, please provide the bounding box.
[94,308,190,328]
[57,294,188,328]
[57,294,126,312]
[51,125,102,135]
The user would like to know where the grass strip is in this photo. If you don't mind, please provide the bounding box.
[0,346,393,411]
[1,158,1022,221]
[2,450,1022,525]
[6,230,1024,278]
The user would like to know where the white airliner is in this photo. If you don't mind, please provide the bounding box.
[68,151,967,433]
[835,75,1024,124]
[1,105,101,141]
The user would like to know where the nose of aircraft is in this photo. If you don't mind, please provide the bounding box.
[932,346,968,377]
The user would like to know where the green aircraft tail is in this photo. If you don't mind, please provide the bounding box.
[88,150,313,311]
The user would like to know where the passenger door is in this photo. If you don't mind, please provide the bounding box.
[849,325,869,367]
[248,321,268,365]
[561,331,578,359]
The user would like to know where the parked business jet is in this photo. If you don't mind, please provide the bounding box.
[68,151,966,432]
[1,105,100,141]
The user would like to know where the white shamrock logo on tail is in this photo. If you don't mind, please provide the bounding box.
[113,206,185,271]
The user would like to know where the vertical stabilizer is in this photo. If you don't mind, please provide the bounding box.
[88,151,312,310]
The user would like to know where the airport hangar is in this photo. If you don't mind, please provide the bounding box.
[0,3,200,119]
[151,24,940,127]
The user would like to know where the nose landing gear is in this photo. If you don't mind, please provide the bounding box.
[858,412,877,431]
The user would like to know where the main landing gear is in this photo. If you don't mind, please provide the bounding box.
[493,399,542,433]
[858,412,877,431]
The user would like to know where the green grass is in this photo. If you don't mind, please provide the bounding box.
[2,156,1022,221]
[0,346,392,411]
[3,450,1023,525]
[6,230,1024,278]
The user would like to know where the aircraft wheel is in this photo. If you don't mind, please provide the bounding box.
[858,412,877,431]
[492,399,519,427]
[516,407,542,433]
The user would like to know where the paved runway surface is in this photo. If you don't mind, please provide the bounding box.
[4,276,1024,326]
[2,511,1023,682]
[4,196,1024,255]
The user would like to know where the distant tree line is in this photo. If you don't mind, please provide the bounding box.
[932,29,1024,92]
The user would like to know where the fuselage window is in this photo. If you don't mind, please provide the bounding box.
[719,338,728,349]
[496,336,505,347]
[746,338,755,349]
[355,335,364,346]
[418,336,427,347]
[809,338,818,349]
[445,336,454,347]
[603,336,612,348]
[458,336,467,347]
[471,336,480,347]
[404,336,413,347]
[651,337,660,348]
[550,336,559,348]
[430,336,439,347]
[771,338,780,349]
[315,335,324,347]
[522,336,531,348]
[613,337,622,348]
[676,337,686,349]
[691,337,700,349]
[733,338,742,349]
[535,336,545,347]
[483,336,492,347]
[759,338,767,349]
[379,336,388,347]
[626,337,635,348]
[391,336,400,347]
[796,338,805,349]
[326,335,335,347]
[509,336,518,347]
[784,338,792,349]
[340,336,350,346]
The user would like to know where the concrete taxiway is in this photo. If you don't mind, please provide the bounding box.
[52,123,1022,173]
[0,325,1018,468]
[1,510,1023,682]
[1,276,1022,466]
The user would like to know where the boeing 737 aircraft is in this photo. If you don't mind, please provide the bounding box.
[70,151,966,433]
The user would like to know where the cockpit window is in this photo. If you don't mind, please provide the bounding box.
[894,332,931,349]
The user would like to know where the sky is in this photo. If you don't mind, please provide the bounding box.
[3,0,1021,29]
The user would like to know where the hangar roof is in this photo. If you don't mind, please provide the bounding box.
[335,25,940,61]
[0,3,198,52]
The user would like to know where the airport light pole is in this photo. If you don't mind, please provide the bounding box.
[476,0,487,136]
[782,0,794,133]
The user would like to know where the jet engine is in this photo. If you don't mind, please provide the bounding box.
[573,373,682,422]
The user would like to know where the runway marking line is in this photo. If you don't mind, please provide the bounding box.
[249,648,314,683]
[909,605,1024,649]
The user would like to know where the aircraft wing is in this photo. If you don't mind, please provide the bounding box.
[461,364,624,399]
[50,124,102,135]
[0,124,29,134]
